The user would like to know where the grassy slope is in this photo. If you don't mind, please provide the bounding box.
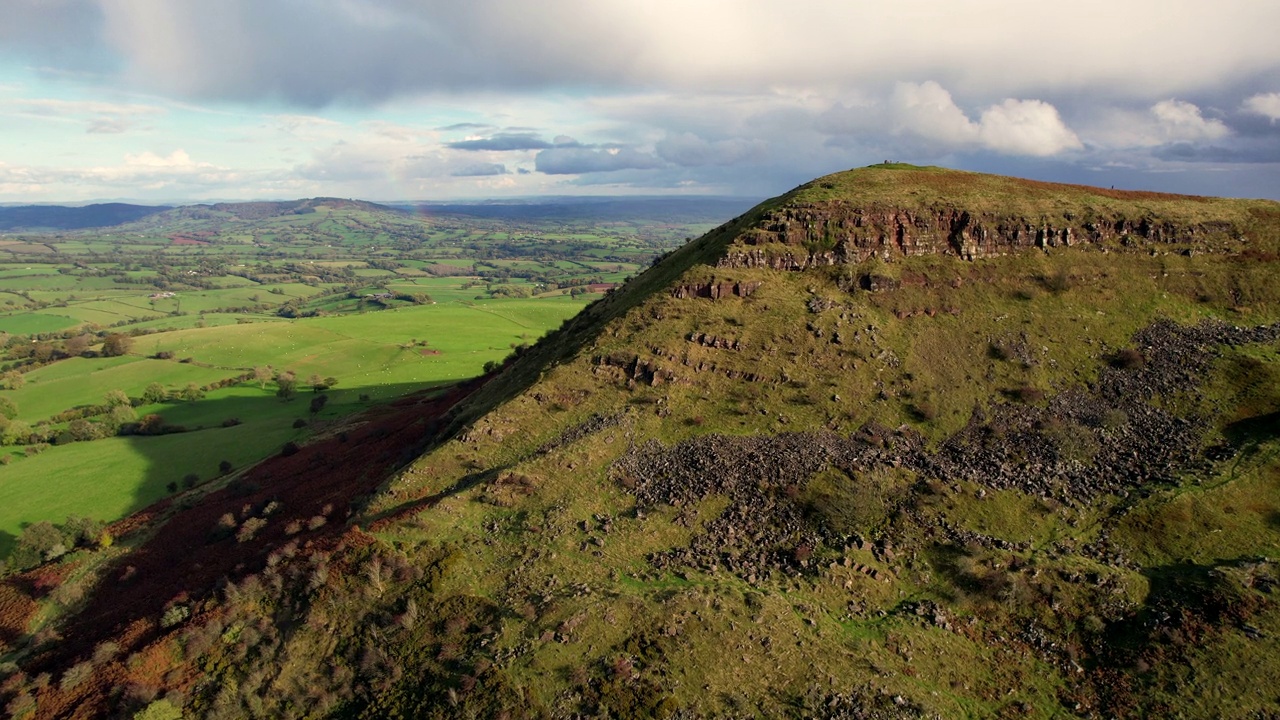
[332,166,1280,717]
[10,167,1280,719]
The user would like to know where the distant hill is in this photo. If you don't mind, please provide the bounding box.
[403,196,757,223]
[0,203,169,231]
[206,197,403,221]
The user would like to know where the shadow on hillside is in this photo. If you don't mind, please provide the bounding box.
[1223,410,1280,448]
[117,379,458,515]
[0,380,461,559]
[12,376,488,679]
[0,530,14,560]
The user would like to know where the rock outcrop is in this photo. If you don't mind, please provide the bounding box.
[670,278,762,299]
[718,203,1243,268]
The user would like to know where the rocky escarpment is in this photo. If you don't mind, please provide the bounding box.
[610,319,1280,585]
[718,202,1244,269]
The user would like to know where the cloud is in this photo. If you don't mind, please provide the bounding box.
[86,118,130,134]
[447,133,554,151]
[437,122,493,131]
[6,97,164,134]
[0,1,1271,106]
[1149,100,1230,141]
[655,133,768,167]
[890,81,979,147]
[1154,142,1280,164]
[0,149,253,198]
[535,147,664,174]
[833,82,1082,157]
[1243,92,1280,123]
[451,162,508,177]
[977,99,1082,156]
[270,114,343,133]
[82,149,227,184]
[2,3,1279,201]
[0,0,105,68]
[447,132,588,151]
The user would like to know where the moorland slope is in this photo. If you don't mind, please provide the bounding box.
[4,164,1280,719]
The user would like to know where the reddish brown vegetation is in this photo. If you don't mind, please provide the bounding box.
[12,378,485,718]
[0,580,39,651]
[167,235,212,246]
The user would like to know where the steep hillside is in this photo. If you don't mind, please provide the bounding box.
[5,165,1280,719]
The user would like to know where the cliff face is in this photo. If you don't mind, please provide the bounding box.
[717,202,1242,269]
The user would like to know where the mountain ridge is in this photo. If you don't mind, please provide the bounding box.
[0,203,170,231]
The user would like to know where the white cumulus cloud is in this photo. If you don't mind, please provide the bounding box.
[978,100,1082,156]
[1150,100,1230,141]
[884,82,1081,156]
[1243,92,1280,122]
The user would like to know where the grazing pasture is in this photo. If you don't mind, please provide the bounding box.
[0,196,747,559]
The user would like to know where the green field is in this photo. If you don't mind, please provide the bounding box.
[136,298,584,383]
[0,312,80,334]
[0,197,740,561]
[5,356,235,422]
[0,400,306,555]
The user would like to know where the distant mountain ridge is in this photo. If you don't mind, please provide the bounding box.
[206,197,401,221]
[401,197,757,223]
[0,203,169,231]
[0,196,754,232]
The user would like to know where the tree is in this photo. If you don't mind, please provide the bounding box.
[64,334,91,357]
[309,394,329,414]
[0,396,16,420]
[32,342,55,362]
[253,365,273,390]
[2,419,31,445]
[142,382,167,404]
[308,373,327,392]
[101,333,133,357]
[62,515,104,546]
[62,419,103,443]
[105,403,137,431]
[275,371,297,400]
[10,521,66,569]
[0,370,24,390]
[104,389,130,407]
[181,382,204,402]
[132,700,183,720]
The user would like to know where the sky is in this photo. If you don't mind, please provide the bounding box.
[1,0,1279,204]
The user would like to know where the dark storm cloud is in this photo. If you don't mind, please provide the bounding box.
[534,147,664,175]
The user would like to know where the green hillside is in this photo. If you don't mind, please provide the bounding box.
[5,166,1280,719]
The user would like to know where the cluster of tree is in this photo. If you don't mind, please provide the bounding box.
[2,515,109,574]
[0,370,254,449]
[0,331,134,372]
[266,369,337,400]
